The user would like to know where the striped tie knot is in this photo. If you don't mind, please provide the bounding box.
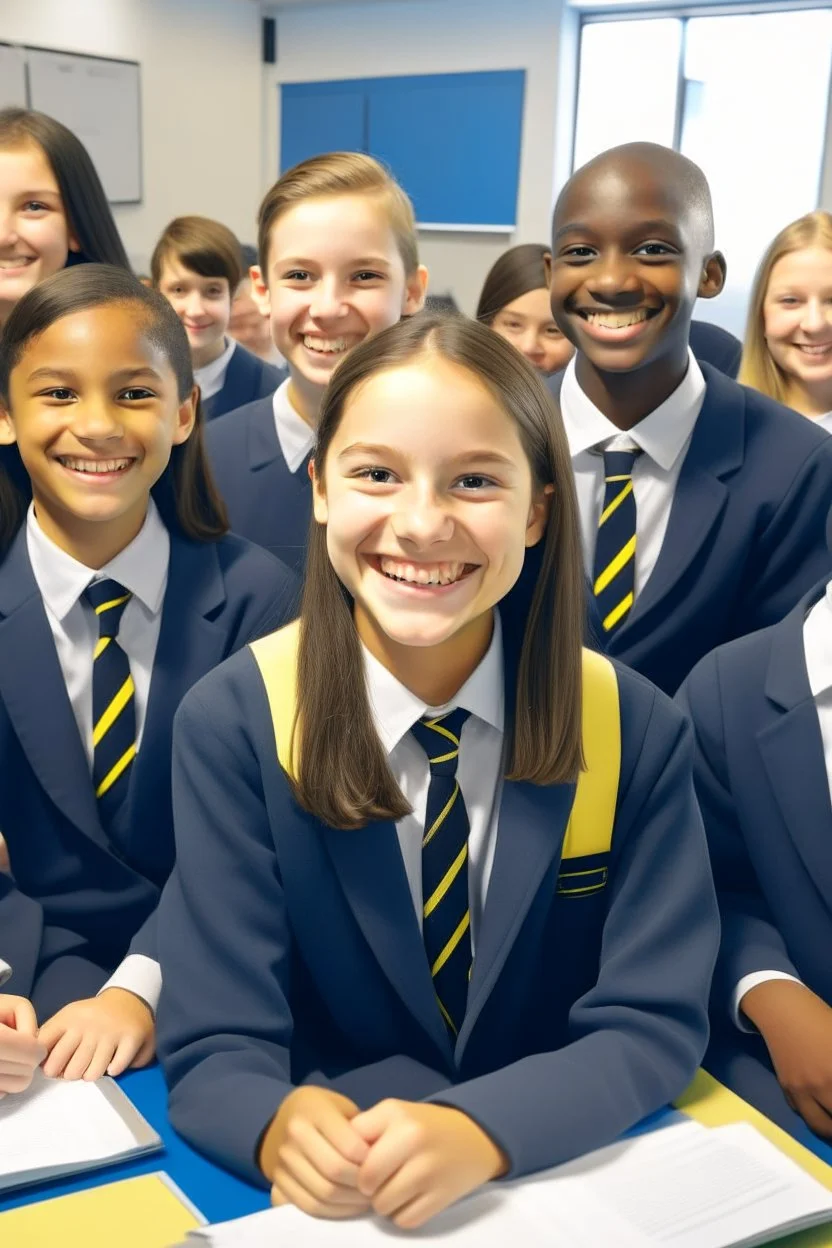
[410,708,470,777]
[602,445,641,483]
[84,579,132,641]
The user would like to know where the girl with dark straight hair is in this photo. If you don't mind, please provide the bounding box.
[156,313,718,1229]
[476,243,573,376]
[0,264,297,1088]
[0,107,130,328]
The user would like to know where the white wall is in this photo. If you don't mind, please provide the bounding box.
[0,0,265,272]
[263,0,570,315]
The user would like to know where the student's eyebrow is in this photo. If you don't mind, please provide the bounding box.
[26,365,165,384]
[17,188,61,199]
[553,222,595,242]
[274,256,393,270]
[338,443,518,470]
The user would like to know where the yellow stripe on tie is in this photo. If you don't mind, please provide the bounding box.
[424,843,468,919]
[95,742,136,798]
[423,780,459,847]
[94,593,130,615]
[429,747,459,765]
[599,480,633,526]
[594,535,636,595]
[603,592,634,632]
[436,995,458,1036]
[424,720,460,747]
[92,676,135,747]
[431,912,470,977]
[604,473,631,482]
[94,636,112,660]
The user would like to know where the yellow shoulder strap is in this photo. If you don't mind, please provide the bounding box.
[250,626,621,858]
[250,619,301,777]
[561,648,621,860]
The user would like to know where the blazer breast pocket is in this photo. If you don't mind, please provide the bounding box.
[556,851,609,898]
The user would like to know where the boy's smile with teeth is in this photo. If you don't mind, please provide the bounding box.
[302,334,352,355]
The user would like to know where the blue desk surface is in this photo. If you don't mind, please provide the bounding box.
[3,1065,832,1227]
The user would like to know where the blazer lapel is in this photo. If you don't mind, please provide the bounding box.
[615,365,745,635]
[458,775,575,1056]
[122,534,229,854]
[322,822,453,1063]
[0,530,104,846]
[247,398,284,472]
[757,591,832,904]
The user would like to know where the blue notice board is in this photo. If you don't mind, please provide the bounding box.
[280,70,525,229]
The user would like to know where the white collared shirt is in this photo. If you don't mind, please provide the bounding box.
[560,349,706,596]
[272,378,316,474]
[814,411,832,435]
[732,583,832,1029]
[26,500,169,1013]
[362,612,505,948]
[194,337,237,401]
[0,958,10,987]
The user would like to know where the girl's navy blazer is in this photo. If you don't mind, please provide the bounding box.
[156,643,718,1187]
[679,580,832,1130]
[201,344,285,423]
[204,397,311,573]
[0,526,298,1017]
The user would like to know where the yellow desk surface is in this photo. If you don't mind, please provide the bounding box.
[0,1170,200,1248]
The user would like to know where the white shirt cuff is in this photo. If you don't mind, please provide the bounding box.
[0,959,11,987]
[98,954,162,1015]
[733,970,803,1032]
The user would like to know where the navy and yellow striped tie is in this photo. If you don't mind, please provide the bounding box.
[410,708,471,1038]
[84,578,136,829]
[593,445,641,634]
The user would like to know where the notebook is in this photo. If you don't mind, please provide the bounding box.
[187,1119,832,1248]
[0,1069,161,1193]
[0,1171,203,1248]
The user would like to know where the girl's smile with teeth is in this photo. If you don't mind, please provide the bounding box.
[375,555,475,587]
[56,456,135,475]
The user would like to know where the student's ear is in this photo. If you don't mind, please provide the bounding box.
[67,229,81,255]
[698,252,727,301]
[526,483,554,548]
[172,385,199,446]
[310,457,328,524]
[249,265,272,317]
[542,251,553,288]
[403,265,429,316]
[0,403,17,446]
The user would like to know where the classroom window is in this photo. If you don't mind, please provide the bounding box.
[573,8,832,336]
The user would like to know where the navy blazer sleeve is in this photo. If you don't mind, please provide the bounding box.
[431,677,718,1178]
[158,660,717,1185]
[739,428,832,637]
[677,653,797,1018]
[124,539,299,967]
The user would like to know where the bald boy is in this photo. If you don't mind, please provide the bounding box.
[548,142,832,693]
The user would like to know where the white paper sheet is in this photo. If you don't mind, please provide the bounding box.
[190,1120,832,1248]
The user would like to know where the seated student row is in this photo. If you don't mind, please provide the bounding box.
[0,114,828,1228]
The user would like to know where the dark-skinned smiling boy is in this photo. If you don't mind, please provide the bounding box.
[547,142,832,695]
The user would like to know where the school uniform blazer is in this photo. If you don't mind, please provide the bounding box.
[551,363,832,694]
[156,643,718,1187]
[204,398,310,572]
[688,320,743,380]
[678,580,832,1017]
[0,527,298,1018]
[201,346,285,423]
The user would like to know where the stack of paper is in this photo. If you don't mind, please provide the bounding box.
[187,1119,832,1247]
[0,1069,161,1193]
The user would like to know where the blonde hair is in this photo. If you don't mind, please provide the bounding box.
[257,152,419,281]
[739,211,832,404]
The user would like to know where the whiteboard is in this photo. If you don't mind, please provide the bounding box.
[0,44,27,109]
[26,48,141,203]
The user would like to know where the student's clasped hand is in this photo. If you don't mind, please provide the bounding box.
[38,988,155,1082]
[262,1087,507,1229]
[743,979,832,1138]
[0,996,46,1096]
